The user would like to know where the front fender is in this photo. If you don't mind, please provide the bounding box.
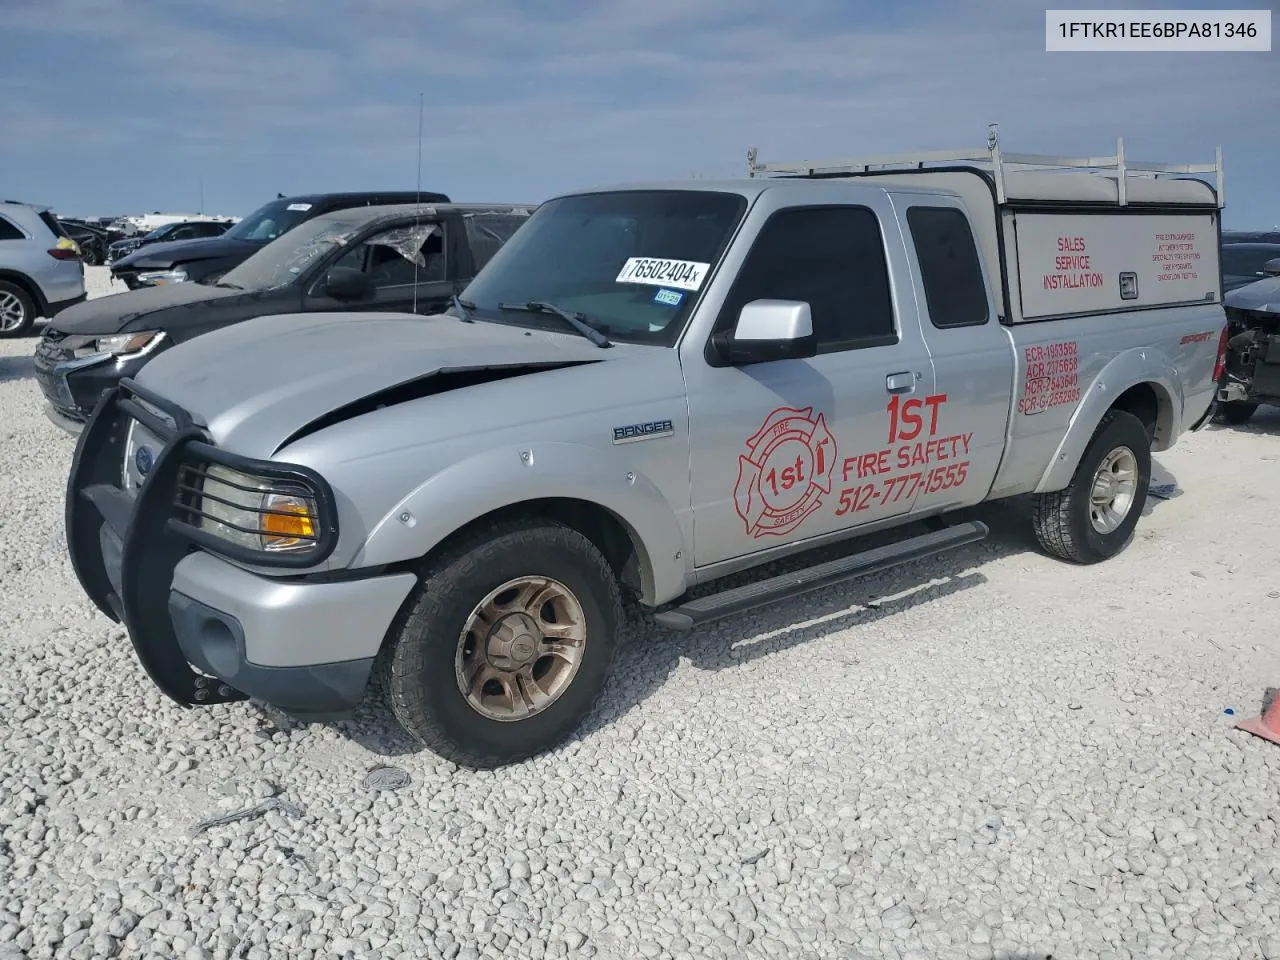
[1035,349,1182,494]
[352,442,689,606]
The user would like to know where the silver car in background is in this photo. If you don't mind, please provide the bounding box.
[0,200,87,337]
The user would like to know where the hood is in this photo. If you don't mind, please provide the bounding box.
[113,235,259,270]
[48,282,244,335]
[1224,276,1280,313]
[135,312,612,456]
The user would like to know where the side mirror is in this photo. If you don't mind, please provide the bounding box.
[712,299,817,365]
[322,267,375,302]
[1262,258,1280,278]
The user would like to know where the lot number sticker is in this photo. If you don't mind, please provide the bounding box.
[616,257,710,291]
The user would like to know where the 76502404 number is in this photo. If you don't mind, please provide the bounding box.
[834,461,970,516]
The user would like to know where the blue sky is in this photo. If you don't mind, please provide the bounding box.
[2,0,1276,226]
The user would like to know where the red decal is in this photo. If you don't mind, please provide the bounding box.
[1044,236,1103,291]
[1180,330,1214,344]
[835,393,973,515]
[1019,340,1080,416]
[734,406,837,538]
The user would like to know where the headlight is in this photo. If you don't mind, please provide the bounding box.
[136,267,188,286]
[92,330,166,358]
[198,464,322,555]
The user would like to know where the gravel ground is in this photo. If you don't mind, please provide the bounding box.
[2,267,1278,960]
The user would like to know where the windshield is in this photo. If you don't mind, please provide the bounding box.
[1222,245,1280,277]
[143,223,177,241]
[218,214,369,291]
[224,199,317,243]
[460,190,748,345]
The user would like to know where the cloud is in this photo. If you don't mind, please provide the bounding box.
[0,0,1275,224]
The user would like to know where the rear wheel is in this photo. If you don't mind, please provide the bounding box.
[0,280,36,338]
[1216,401,1259,425]
[1032,409,1151,564]
[378,518,624,768]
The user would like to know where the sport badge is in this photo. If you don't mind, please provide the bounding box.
[733,406,837,538]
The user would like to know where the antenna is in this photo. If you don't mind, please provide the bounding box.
[412,92,424,314]
[199,177,204,215]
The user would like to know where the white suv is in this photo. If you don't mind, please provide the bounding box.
[0,200,87,338]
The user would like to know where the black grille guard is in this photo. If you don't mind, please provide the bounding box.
[65,378,248,707]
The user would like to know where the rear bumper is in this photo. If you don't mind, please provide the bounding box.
[66,380,416,720]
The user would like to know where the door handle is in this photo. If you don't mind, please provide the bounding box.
[886,371,917,393]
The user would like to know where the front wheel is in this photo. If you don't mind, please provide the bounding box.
[377,518,624,768]
[1032,409,1152,564]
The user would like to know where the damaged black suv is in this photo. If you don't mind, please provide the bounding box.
[36,202,533,433]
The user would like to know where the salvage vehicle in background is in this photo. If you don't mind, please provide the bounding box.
[65,133,1226,768]
[58,219,110,266]
[0,200,85,337]
[1223,230,1280,244]
[108,191,450,289]
[1220,241,1280,292]
[1216,273,1280,424]
[36,203,531,432]
[106,219,232,267]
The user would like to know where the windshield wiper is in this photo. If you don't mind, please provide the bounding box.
[496,300,612,348]
[452,294,476,322]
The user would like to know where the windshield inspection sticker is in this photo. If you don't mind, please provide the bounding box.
[652,288,685,308]
[616,257,710,292]
[286,203,313,212]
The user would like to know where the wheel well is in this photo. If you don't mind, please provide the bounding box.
[1111,382,1170,447]
[0,270,47,314]
[426,498,649,601]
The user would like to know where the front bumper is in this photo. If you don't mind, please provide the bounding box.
[66,379,417,720]
[110,266,145,289]
[34,335,151,427]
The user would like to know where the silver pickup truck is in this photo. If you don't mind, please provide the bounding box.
[66,135,1228,768]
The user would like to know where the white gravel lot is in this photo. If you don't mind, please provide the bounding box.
[2,266,1279,960]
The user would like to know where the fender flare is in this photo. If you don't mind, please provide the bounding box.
[1034,349,1182,494]
[351,442,688,606]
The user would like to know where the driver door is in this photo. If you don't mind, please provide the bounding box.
[683,199,937,569]
[306,220,452,315]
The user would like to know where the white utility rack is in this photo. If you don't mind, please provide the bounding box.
[746,123,1224,209]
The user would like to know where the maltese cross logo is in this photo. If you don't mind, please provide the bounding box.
[733,406,837,538]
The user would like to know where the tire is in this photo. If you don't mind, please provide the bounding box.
[81,244,101,267]
[1032,409,1151,564]
[1216,401,1259,426]
[0,280,36,338]
[378,517,624,768]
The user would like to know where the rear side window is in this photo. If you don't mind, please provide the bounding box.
[717,205,897,352]
[0,217,24,241]
[906,206,989,328]
[464,213,529,270]
[38,211,68,239]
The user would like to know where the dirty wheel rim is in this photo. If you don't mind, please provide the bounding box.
[1089,445,1138,534]
[0,291,26,332]
[455,576,587,722]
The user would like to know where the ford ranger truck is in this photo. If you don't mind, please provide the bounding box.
[65,136,1227,768]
